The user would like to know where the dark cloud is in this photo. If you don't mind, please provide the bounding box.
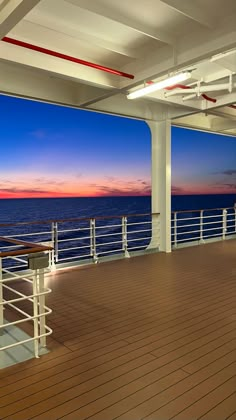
[97,185,151,196]
[211,183,236,191]
[213,169,236,176]
[26,178,65,186]
[222,170,236,176]
[0,187,53,194]
[171,186,186,194]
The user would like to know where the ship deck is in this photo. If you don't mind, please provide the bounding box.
[1,239,236,420]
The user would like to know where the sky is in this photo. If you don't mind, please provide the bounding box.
[0,94,235,198]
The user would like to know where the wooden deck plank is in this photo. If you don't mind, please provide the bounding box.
[175,385,236,420]
[0,239,235,420]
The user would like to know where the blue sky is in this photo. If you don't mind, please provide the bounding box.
[0,94,235,197]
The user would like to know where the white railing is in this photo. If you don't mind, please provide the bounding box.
[172,206,236,247]
[0,238,52,359]
[0,213,160,269]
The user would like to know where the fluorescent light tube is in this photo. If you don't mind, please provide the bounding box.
[127,71,191,99]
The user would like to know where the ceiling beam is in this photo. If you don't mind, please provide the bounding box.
[66,0,174,45]
[0,40,119,88]
[119,15,236,90]
[0,0,41,38]
[0,59,78,106]
[211,117,236,131]
[160,0,215,28]
[23,17,138,59]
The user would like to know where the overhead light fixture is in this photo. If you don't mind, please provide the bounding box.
[127,71,192,100]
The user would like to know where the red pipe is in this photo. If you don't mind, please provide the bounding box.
[2,36,134,80]
[165,84,191,90]
[201,94,217,103]
[165,83,218,103]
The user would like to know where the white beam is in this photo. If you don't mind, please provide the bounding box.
[0,41,119,88]
[0,60,194,122]
[0,0,41,38]
[0,60,78,105]
[211,118,236,131]
[160,0,215,28]
[88,93,195,122]
[67,0,174,45]
[120,15,236,89]
[23,16,138,59]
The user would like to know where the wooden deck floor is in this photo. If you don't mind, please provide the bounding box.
[1,240,236,419]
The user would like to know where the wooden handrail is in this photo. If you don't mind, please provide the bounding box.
[0,213,159,228]
[0,236,53,258]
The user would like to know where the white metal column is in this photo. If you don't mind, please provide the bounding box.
[147,120,171,253]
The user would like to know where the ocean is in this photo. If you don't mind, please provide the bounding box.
[0,194,235,224]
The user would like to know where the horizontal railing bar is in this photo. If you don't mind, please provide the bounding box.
[127,228,152,234]
[203,226,223,232]
[7,231,51,238]
[128,236,152,243]
[95,232,122,238]
[171,207,234,214]
[95,224,123,229]
[0,328,52,351]
[58,254,92,261]
[58,235,91,243]
[171,222,200,229]
[3,299,32,319]
[59,244,91,252]
[127,221,152,226]
[97,240,123,247]
[58,227,90,233]
[128,245,147,250]
[202,232,224,239]
[171,216,201,222]
[97,249,121,255]
[2,264,26,270]
[0,288,49,305]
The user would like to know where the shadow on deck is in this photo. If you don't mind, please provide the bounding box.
[0,239,236,419]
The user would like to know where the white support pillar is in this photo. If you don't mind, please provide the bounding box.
[147,120,172,253]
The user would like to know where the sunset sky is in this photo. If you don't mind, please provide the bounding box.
[0,94,235,198]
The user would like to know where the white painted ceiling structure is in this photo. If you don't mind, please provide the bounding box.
[0,0,236,136]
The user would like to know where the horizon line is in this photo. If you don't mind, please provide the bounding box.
[0,192,235,200]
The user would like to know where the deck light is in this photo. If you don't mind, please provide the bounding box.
[127,71,192,99]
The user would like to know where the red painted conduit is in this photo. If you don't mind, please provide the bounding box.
[165,84,217,103]
[165,84,236,109]
[2,36,134,80]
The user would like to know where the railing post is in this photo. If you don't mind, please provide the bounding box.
[33,269,39,358]
[173,212,177,248]
[199,210,204,244]
[122,216,130,257]
[51,222,58,267]
[90,218,98,263]
[0,257,3,336]
[222,209,227,240]
[38,268,46,347]
[234,203,236,233]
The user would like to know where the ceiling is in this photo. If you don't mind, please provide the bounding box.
[0,0,235,135]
